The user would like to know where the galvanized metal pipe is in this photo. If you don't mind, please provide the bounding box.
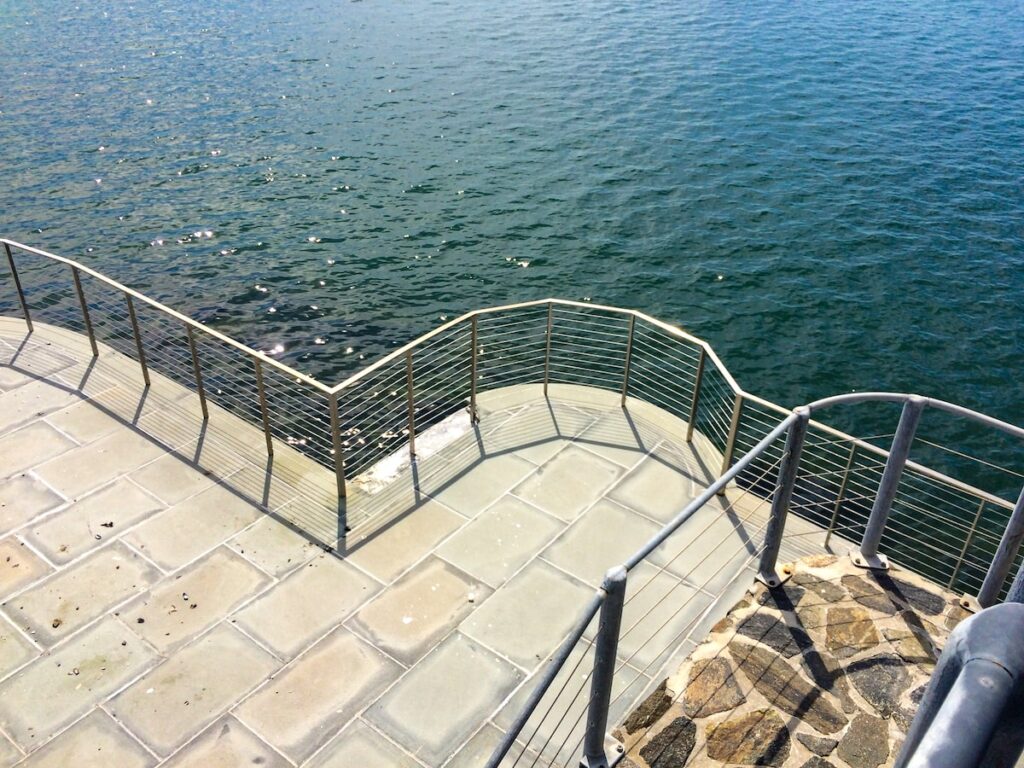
[71,266,98,357]
[543,301,553,396]
[977,486,1024,607]
[328,393,347,500]
[124,293,150,387]
[1007,554,1024,605]
[948,498,987,590]
[824,442,857,548]
[405,350,416,458]
[856,395,925,568]
[580,567,627,768]
[4,242,33,332]
[469,316,479,423]
[620,314,635,407]
[185,325,209,421]
[757,407,810,587]
[685,348,706,443]
[253,360,274,457]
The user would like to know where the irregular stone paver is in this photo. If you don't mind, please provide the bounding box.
[706,708,791,767]
[638,716,696,767]
[682,657,743,718]
[796,732,838,756]
[0,473,63,536]
[17,709,155,768]
[825,605,880,658]
[348,556,487,665]
[24,478,163,564]
[841,575,897,616]
[736,612,814,658]
[306,719,421,768]
[436,495,562,587]
[162,716,288,768]
[846,653,911,717]
[728,641,847,735]
[878,575,946,616]
[883,627,936,665]
[801,758,836,768]
[126,547,269,652]
[233,554,380,659]
[622,680,673,734]
[0,537,51,599]
[365,633,523,766]
[109,624,278,757]
[2,543,159,646]
[237,628,401,762]
[0,618,157,750]
[837,713,890,768]
[791,572,846,604]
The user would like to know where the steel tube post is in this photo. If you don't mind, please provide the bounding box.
[716,393,744,495]
[124,293,150,387]
[978,486,1024,607]
[825,442,857,548]
[4,242,33,332]
[685,348,706,442]
[1007,555,1024,605]
[580,567,627,768]
[854,395,925,570]
[948,498,987,590]
[543,302,553,397]
[469,316,479,423]
[253,360,274,457]
[757,407,810,587]
[185,325,209,420]
[328,393,347,500]
[71,266,98,357]
[620,315,635,407]
[405,350,416,459]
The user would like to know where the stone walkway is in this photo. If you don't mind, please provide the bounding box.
[617,555,970,768]
[0,317,831,767]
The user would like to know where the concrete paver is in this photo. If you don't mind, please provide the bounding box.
[34,430,166,500]
[0,422,76,480]
[16,709,155,768]
[0,614,36,680]
[162,716,287,768]
[227,515,322,578]
[0,473,63,536]
[513,445,623,521]
[306,719,421,768]
[0,537,52,599]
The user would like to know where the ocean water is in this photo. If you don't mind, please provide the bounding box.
[1,1,1022,447]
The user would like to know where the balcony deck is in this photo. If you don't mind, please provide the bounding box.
[0,317,832,767]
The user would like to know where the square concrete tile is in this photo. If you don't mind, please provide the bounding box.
[35,430,165,500]
[124,484,264,571]
[2,543,159,646]
[0,422,76,480]
[0,473,64,536]
[228,516,322,578]
[128,451,221,506]
[125,548,269,653]
[306,719,420,768]
[609,450,700,524]
[236,627,401,762]
[17,709,155,768]
[44,401,123,444]
[348,557,488,666]
[513,445,623,522]
[426,454,536,517]
[233,554,381,660]
[346,500,465,583]
[541,499,661,586]
[108,624,278,757]
[575,409,657,468]
[162,716,288,768]
[459,560,593,670]
[0,614,36,680]
[0,618,157,750]
[24,479,163,565]
[365,633,523,766]
[436,496,563,588]
[0,537,52,599]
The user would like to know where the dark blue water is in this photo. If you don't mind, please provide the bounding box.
[2,0,1022,431]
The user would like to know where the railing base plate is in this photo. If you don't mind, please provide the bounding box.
[755,564,794,589]
[958,595,981,614]
[850,551,890,571]
[578,735,626,768]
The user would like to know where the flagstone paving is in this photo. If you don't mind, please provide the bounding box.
[0,317,832,767]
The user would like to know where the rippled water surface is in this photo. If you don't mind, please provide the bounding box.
[1,0,1022,424]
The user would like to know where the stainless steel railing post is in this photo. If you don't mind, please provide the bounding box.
[543,302,553,397]
[620,315,635,407]
[1007,553,1024,605]
[124,293,150,387]
[824,442,857,548]
[685,348,706,443]
[71,266,98,357]
[328,392,347,500]
[977,486,1024,607]
[405,350,416,459]
[716,393,744,496]
[185,325,209,421]
[757,407,810,587]
[4,242,33,333]
[469,316,479,423]
[580,566,627,768]
[854,395,925,570]
[253,359,274,457]
[948,498,987,590]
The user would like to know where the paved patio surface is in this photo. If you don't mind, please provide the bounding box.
[0,317,830,767]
